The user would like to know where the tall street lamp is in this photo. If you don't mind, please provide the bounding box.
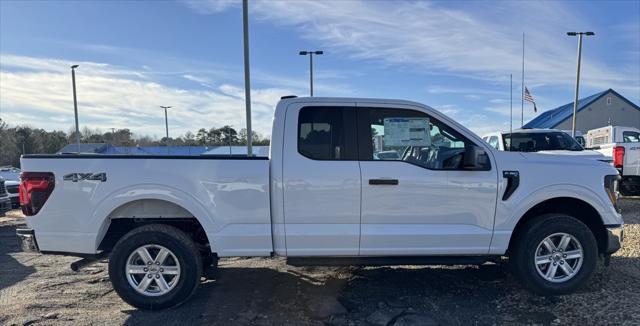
[242,0,253,156]
[71,64,80,153]
[567,31,594,137]
[299,50,323,96]
[160,106,171,141]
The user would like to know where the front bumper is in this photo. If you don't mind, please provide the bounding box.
[16,228,40,253]
[604,225,624,255]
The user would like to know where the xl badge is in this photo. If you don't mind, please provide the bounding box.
[63,173,107,182]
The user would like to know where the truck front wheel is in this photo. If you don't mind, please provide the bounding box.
[108,224,202,310]
[511,214,598,295]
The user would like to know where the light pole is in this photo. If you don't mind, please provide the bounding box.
[299,50,323,96]
[71,65,80,153]
[567,31,594,137]
[160,106,171,142]
[242,0,253,156]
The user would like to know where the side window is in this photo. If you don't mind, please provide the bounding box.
[488,136,500,150]
[623,131,640,143]
[363,108,483,170]
[298,107,357,160]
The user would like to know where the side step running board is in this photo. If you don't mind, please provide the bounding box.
[287,256,500,267]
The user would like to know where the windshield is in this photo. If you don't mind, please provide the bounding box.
[502,132,583,152]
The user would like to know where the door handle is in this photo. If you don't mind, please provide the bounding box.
[369,178,399,185]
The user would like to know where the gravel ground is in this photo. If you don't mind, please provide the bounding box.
[1,199,638,326]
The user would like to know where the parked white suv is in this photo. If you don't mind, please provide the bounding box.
[482,129,608,161]
[18,97,624,310]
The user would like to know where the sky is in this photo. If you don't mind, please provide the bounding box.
[1,0,639,139]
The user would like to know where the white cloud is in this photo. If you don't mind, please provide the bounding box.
[0,55,293,138]
[187,0,639,95]
[182,0,240,14]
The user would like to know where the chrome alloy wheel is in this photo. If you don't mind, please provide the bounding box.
[126,244,181,296]
[534,233,583,283]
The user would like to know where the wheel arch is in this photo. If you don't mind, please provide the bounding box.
[91,185,217,254]
[507,197,608,254]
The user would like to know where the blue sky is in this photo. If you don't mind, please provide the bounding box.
[1,0,639,138]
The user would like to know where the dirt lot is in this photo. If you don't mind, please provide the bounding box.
[1,200,639,326]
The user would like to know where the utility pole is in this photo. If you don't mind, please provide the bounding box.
[71,65,80,153]
[299,50,323,96]
[242,0,253,156]
[510,74,513,143]
[160,106,171,141]
[567,31,594,138]
[521,33,524,128]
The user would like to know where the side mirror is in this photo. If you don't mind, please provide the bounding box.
[463,145,488,170]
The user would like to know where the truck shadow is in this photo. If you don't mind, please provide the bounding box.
[121,264,526,325]
[122,254,640,326]
[0,223,37,292]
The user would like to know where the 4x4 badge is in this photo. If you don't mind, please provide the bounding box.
[63,173,107,182]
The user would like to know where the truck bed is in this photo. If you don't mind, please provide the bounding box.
[20,154,273,256]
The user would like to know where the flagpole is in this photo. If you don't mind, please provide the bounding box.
[510,74,513,143]
[521,32,525,128]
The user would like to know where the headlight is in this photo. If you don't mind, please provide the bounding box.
[604,174,621,213]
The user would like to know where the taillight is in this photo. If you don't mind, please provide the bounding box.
[19,172,55,216]
[613,146,625,169]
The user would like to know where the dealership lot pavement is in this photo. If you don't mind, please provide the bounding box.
[1,199,639,325]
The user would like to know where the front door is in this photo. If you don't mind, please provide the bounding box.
[282,102,361,256]
[358,105,498,255]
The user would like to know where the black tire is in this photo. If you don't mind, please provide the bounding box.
[511,214,598,295]
[108,224,202,310]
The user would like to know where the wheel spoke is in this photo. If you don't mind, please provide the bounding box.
[542,238,557,252]
[156,276,170,292]
[155,248,170,265]
[559,262,575,276]
[535,233,583,283]
[564,249,582,260]
[162,266,180,275]
[536,254,553,265]
[558,235,571,251]
[137,276,153,291]
[127,264,147,274]
[136,247,154,264]
[126,244,181,296]
[545,263,559,279]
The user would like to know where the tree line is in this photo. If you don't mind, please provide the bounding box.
[0,118,270,167]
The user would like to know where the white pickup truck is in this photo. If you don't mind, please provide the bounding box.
[587,126,640,195]
[17,97,624,310]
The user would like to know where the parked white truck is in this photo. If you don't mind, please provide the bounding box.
[481,129,607,161]
[18,97,624,310]
[586,126,640,195]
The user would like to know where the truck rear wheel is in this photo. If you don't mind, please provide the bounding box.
[108,224,202,310]
[511,214,598,295]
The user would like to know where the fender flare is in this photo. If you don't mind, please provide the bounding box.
[504,183,610,230]
[490,183,612,254]
[90,183,216,251]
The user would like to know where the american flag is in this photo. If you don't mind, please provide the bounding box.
[524,87,537,112]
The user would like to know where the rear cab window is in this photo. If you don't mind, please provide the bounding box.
[297,106,357,160]
[623,131,640,143]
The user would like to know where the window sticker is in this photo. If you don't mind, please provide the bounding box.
[383,117,431,147]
